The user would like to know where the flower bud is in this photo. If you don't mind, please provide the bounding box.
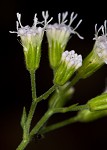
[54,50,82,85]
[48,82,74,108]
[77,109,107,122]
[77,20,107,79]
[87,93,107,111]
[46,12,83,69]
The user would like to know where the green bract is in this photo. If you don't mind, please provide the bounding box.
[88,93,107,111]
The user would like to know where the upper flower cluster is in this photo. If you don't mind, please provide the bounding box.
[10,11,83,71]
[93,20,107,64]
[10,11,83,52]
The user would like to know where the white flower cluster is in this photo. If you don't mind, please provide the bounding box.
[46,12,84,39]
[61,50,82,69]
[94,20,107,64]
[10,13,46,51]
[46,12,83,49]
[10,11,83,52]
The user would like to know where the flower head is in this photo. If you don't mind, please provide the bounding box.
[45,12,83,69]
[77,21,107,79]
[54,50,82,85]
[10,12,52,71]
[46,12,84,44]
[10,13,44,51]
[93,20,107,64]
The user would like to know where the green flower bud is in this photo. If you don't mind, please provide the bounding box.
[77,20,107,79]
[77,109,107,122]
[46,12,83,69]
[54,50,82,85]
[48,82,74,108]
[10,12,45,72]
[55,83,75,108]
[87,93,107,111]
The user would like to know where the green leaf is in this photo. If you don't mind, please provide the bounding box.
[20,107,27,129]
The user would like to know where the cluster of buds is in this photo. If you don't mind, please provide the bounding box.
[77,20,107,79]
[10,11,107,86]
[54,50,82,85]
[10,11,107,126]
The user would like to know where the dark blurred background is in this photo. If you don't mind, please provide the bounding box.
[0,0,107,150]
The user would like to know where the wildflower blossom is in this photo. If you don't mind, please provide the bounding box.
[77,20,107,79]
[10,12,52,71]
[45,12,83,69]
[54,50,82,85]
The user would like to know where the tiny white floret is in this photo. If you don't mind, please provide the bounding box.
[61,50,82,69]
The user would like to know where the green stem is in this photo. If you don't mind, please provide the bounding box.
[25,101,37,135]
[30,70,37,100]
[25,70,37,134]
[37,84,57,102]
[16,73,81,150]
[39,104,88,135]
[29,104,88,137]
[40,116,78,134]
[30,109,53,138]
[25,84,57,134]
[16,71,37,150]
[53,104,89,114]
[16,139,30,150]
